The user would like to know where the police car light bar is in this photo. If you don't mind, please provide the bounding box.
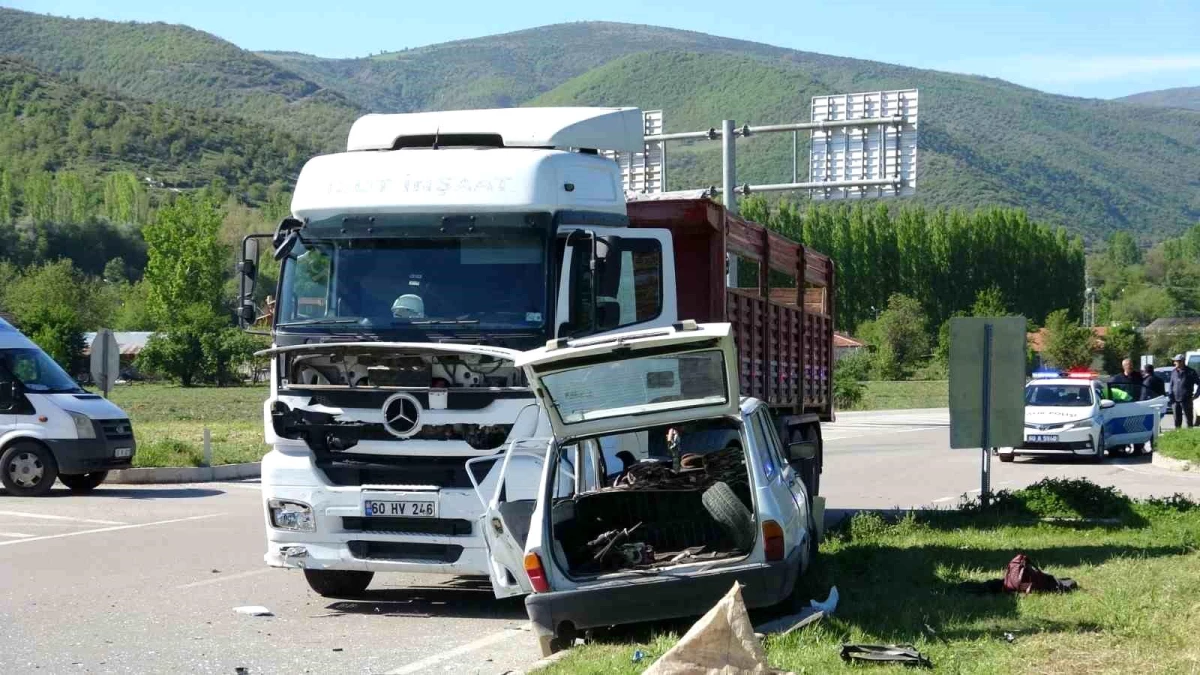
[1031,371,1060,379]
[1065,369,1099,379]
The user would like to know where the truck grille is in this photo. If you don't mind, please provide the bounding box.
[98,419,134,441]
[347,541,463,563]
[316,455,500,489]
[342,517,472,536]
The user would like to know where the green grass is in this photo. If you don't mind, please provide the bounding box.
[1157,428,1200,465]
[847,380,948,411]
[542,482,1200,675]
[101,383,268,467]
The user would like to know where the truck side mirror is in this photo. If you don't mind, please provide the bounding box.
[787,441,818,461]
[272,217,303,261]
[238,236,261,329]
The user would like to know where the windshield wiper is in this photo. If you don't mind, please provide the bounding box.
[407,319,481,325]
[277,318,363,327]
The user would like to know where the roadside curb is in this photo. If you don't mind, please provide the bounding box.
[522,649,571,672]
[108,462,261,484]
[1152,453,1193,472]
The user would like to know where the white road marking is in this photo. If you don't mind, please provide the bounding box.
[824,426,944,441]
[0,532,35,538]
[0,513,223,547]
[176,568,276,590]
[385,628,525,674]
[0,510,127,525]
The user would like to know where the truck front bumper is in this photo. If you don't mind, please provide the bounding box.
[262,447,491,576]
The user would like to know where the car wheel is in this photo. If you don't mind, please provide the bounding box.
[701,481,755,550]
[1088,432,1105,464]
[998,452,1014,463]
[0,441,59,497]
[302,569,374,598]
[59,471,109,493]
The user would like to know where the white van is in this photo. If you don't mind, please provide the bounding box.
[0,317,135,496]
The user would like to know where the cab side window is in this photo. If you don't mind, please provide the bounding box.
[566,238,663,336]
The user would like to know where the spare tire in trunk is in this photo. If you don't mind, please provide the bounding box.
[702,481,754,550]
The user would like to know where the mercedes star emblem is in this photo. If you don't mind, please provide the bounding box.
[382,393,423,438]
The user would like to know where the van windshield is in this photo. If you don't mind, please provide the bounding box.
[1,349,83,393]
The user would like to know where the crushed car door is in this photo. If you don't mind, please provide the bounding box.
[515,322,741,442]
[466,439,554,599]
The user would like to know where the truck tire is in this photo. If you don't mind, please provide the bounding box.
[303,569,374,598]
[1,441,59,497]
[59,471,109,493]
[998,452,1014,463]
[702,481,754,550]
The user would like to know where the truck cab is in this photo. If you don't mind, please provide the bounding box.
[251,108,680,596]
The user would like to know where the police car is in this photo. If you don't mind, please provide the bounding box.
[998,370,1167,463]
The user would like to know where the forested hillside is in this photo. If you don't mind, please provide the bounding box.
[1119,86,1200,111]
[531,51,1200,243]
[0,7,359,147]
[3,11,1197,241]
[0,58,314,217]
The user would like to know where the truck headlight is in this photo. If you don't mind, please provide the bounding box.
[268,499,315,532]
[68,411,96,439]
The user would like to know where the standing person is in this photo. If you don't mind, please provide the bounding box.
[1169,354,1200,429]
[1109,358,1142,400]
[1142,363,1166,400]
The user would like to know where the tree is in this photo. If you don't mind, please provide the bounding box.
[865,293,931,379]
[103,256,128,284]
[1105,231,1142,267]
[1102,323,1147,374]
[21,305,86,373]
[142,195,227,324]
[971,286,1011,317]
[1,259,114,331]
[1042,309,1095,369]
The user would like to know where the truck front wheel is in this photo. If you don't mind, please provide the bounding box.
[303,569,374,598]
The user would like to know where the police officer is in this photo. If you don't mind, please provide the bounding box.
[1169,354,1200,429]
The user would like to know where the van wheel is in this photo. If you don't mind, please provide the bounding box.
[1,441,58,497]
[59,471,109,493]
[702,481,755,550]
[303,569,374,598]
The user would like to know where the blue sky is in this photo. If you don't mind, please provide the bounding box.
[9,0,1199,99]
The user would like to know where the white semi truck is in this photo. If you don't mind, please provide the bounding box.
[240,107,837,598]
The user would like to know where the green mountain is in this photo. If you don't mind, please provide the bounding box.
[0,57,315,200]
[2,12,1197,242]
[0,7,359,148]
[1118,86,1200,111]
[531,51,1200,242]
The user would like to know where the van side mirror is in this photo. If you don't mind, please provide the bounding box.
[1100,399,1115,409]
[787,441,818,461]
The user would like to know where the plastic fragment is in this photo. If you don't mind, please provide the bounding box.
[233,606,273,617]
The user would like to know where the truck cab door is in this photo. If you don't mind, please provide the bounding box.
[466,440,554,599]
[555,226,676,339]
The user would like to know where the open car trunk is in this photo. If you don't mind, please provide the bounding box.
[549,419,756,577]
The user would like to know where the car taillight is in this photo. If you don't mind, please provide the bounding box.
[763,520,785,561]
[524,552,550,593]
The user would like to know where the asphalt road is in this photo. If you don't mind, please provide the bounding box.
[3,409,1199,674]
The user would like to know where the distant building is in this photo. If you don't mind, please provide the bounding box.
[81,332,155,378]
[834,333,866,361]
[1144,317,1200,336]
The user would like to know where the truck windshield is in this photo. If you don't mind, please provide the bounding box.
[277,230,548,331]
[0,348,83,394]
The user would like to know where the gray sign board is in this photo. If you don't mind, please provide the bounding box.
[949,317,1027,449]
[90,328,120,397]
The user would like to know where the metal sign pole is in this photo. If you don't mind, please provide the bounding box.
[980,324,993,507]
[722,119,739,288]
[101,336,109,399]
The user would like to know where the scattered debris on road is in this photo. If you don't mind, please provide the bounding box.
[645,583,791,674]
[840,644,932,668]
[233,606,273,617]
